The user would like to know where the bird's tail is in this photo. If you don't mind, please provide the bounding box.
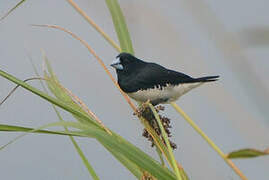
[194,76,219,82]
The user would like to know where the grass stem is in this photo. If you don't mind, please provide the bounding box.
[170,102,248,180]
[67,0,121,52]
[148,103,182,180]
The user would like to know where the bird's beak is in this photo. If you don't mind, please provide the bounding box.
[110,57,123,70]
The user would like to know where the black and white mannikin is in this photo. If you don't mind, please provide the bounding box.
[111,53,219,105]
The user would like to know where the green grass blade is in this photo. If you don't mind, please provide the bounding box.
[2,119,176,179]
[0,0,26,21]
[227,148,269,159]
[52,97,100,180]
[81,129,177,180]
[70,136,100,180]
[0,69,101,130]
[105,0,134,54]
[30,58,100,179]
[3,119,176,180]
[0,120,173,179]
[53,104,100,180]
[0,122,89,151]
[0,124,84,137]
[102,143,143,179]
[52,101,100,180]
[43,55,95,125]
[36,56,100,179]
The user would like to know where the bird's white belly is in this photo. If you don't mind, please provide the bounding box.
[128,83,203,104]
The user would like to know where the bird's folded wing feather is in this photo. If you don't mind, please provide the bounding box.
[124,63,194,92]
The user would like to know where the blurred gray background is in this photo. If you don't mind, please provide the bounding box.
[0,0,268,179]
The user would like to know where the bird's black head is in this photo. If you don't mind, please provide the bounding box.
[110,52,145,74]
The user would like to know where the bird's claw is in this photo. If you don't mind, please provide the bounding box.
[133,100,151,116]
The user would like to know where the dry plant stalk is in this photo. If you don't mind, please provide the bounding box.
[67,0,121,52]
[0,77,45,106]
[54,81,112,135]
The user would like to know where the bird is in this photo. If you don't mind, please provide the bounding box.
[111,52,219,105]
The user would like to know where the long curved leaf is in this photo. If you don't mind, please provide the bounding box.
[0,124,83,137]
[105,0,134,54]
[83,128,177,180]
[0,69,101,129]
[227,148,269,159]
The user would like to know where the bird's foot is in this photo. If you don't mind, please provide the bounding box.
[133,100,151,117]
[155,105,165,112]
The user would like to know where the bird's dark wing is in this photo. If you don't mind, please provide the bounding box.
[121,63,196,92]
